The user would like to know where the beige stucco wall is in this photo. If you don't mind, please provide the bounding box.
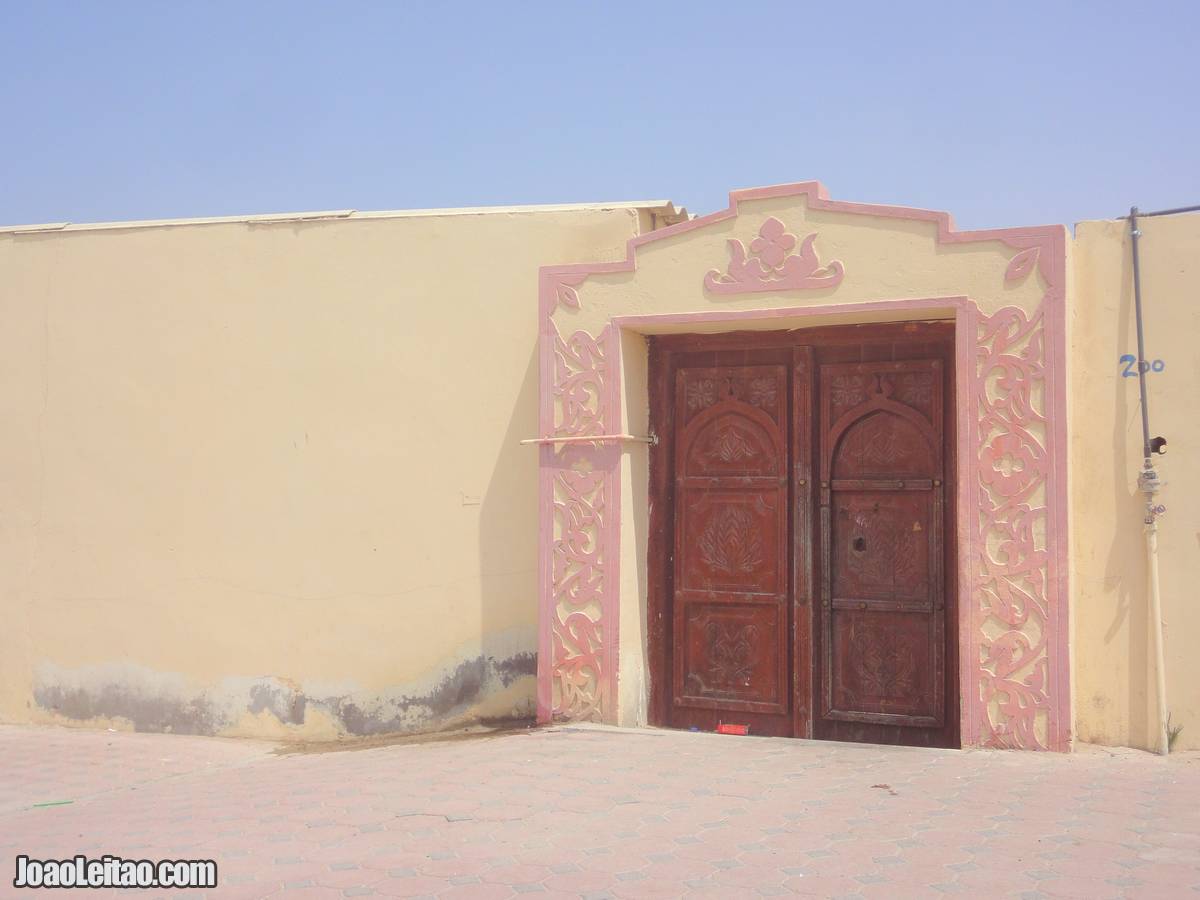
[4,186,1194,753]
[0,205,648,740]
[1070,212,1200,751]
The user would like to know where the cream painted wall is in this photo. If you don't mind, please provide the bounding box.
[0,206,646,739]
[616,329,651,728]
[1070,212,1200,751]
[4,187,1194,753]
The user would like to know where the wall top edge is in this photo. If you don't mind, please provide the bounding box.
[1074,209,1200,230]
[0,199,688,236]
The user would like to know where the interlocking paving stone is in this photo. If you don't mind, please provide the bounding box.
[0,723,1197,899]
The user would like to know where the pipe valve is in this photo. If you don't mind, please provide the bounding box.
[1138,465,1163,494]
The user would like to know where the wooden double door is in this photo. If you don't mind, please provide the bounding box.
[648,323,958,748]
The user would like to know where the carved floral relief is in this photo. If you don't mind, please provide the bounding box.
[973,302,1054,749]
[546,321,616,722]
[852,626,917,700]
[704,424,761,464]
[697,505,764,575]
[705,217,845,295]
[706,622,759,688]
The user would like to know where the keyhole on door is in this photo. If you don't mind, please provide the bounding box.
[852,536,867,553]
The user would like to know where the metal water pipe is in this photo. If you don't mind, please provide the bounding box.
[1128,206,1169,755]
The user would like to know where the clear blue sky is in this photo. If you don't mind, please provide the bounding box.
[3,1,1197,230]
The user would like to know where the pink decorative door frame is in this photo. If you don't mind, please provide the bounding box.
[536,182,1070,751]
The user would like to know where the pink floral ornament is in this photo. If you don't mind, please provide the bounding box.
[979,432,1040,499]
[705,216,845,295]
[749,216,797,269]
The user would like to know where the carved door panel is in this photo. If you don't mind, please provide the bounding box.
[816,360,946,739]
[650,324,957,748]
[671,365,792,736]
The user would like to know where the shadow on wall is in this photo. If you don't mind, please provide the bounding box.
[475,341,542,722]
[621,331,652,726]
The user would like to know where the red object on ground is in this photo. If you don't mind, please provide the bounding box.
[716,723,750,735]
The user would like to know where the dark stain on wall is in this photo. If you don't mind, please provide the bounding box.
[493,651,537,686]
[33,682,219,736]
[321,652,537,736]
[247,682,307,726]
[33,651,537,739]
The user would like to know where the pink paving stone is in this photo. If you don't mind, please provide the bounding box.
[542,869,617,893]
[897,844,976,868]
[435,884,515,900]
[1060,825,1144,846]
[1140,844,1200,865]
[1127,885,1200,900]
[609,877,693,899]
[199,883,285,900]
[857,879,959,900]
[638,859,718,882]
[358,850,439,872]
[682,884,750,898]
[953,865,1041,892]
[313,867,386,889]
[479,863,552,886]
[968,835,1045,858]
[416,856,494,878]
[378,833,467,855]
[245,838,326,859]
[1038,875,1125,898]
[1143,829,1200,851]
[1043,855,1131,881]
[474,805,536,822]
[512,847,574,868]
[380,814,449,832]
[831,837,902,862]
[567,851,633,874]
[264,888,345,900]
[783,872,874,896]
[736,849,792,868]
[783,851,858,877]
[710,864,790,888]
[1,724,1199,898]
[337,832,425,855]
[372,874,456,897]
[1131,860,1200,884]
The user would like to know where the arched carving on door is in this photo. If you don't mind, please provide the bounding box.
[819,361,946,729]
[671,365,791,726]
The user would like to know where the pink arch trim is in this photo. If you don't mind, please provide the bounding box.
[537,182,1069,751]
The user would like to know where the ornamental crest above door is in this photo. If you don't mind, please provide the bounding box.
[704,216,845,295]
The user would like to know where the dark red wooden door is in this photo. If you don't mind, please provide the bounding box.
[670,365,792,737]
[649,324,958,748]
[815,360,947,743]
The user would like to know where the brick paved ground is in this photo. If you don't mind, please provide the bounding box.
[1,722,1198,899]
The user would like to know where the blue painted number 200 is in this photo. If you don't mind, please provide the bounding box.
[1119,354,1165,377]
